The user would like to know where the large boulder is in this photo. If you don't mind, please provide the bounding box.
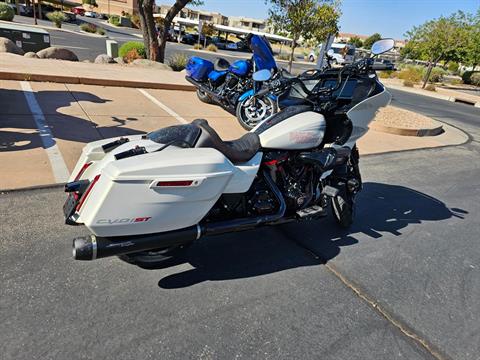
[24,52,39,58]
[0,37,25,55]
[94,54,115,64]
[36,47,79,61]
[131,59,172,71]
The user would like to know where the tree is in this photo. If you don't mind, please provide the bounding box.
[363,33,381,49]
[200,21,215,47]
[404,12,468,88]
[266,0,340,72]
[349,35,363,48]
[138,0,203,63]
[82,0,98,10]
[464,10,480,71]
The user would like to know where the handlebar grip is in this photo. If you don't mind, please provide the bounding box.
[371,64,395,71]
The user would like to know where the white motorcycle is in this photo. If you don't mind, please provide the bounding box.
[64,39,395,266]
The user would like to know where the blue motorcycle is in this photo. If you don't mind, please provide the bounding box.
[185,34,278,130]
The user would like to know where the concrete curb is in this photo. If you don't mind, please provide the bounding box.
[386,83,480,107]
[0,70,196,91]
[369,122,445,137]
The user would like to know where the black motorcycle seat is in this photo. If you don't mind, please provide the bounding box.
[192,119,260,164]
[214,58,231,71]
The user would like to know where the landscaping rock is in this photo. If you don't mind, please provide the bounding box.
[24,52,39,58]
[131,59,172,71]
[36,47,79,61]
[94,54,115,64]
[0,37,24,55]
[114,57,125,65]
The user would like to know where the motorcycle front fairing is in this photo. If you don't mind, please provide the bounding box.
[249,35,277,71]
[65,128,263,237]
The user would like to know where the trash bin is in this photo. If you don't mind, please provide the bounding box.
[0,23,50,53]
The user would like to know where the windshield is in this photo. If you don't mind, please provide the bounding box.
[250,35,277,71]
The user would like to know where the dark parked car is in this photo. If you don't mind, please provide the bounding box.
[181,33,212,46]
[62,11,77,23]
[211,37,238,51]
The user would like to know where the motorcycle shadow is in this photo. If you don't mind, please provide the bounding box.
[157,182,467,289]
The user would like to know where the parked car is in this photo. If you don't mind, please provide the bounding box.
[211,37,238,50]
[72,7,85,16]
[40,5,57,19]
[308,43,356,65]
[84,11,98,18]
[181,33,212,46]
[62,11,77,23]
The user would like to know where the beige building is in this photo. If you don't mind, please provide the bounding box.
[157,5,228,25]
[93,0,138,16]
[228,16,269,32]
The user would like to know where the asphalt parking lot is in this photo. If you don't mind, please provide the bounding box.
[1,83,479,359]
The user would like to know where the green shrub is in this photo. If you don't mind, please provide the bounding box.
[193,43,202,50]
[80,23,97,33]
[119,41,146,59]
[398,65,424,83]
[96,27,106,35]
[470,73,480,87]
[447,62,459,74]
[429,67,447,83]
[206,44,217,52]
[403,80,414,87]
[462,71,480,85]
[167,53,188,71]
[0,3,15,21]
[276,53,290,61]
[130,14,140,28]
[46,11,66,28]
[425,84,436,91]
[109,15,121,26]
[378,70,395,79]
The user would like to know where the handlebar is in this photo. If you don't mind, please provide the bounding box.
[371,63,395,71]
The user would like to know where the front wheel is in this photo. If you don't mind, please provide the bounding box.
[197,89,213,104]
[236,95,278,130]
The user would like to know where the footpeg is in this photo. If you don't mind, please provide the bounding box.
[296,205,327,220]
[322,185,339,197]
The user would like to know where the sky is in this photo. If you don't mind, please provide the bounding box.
[190,0,480,39]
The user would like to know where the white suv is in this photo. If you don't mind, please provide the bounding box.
[309,43,356,65]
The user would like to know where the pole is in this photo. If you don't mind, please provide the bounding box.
[108,0,110,16]
[32,0,37,25]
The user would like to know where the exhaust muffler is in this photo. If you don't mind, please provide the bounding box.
[73,171,286,261]
[73,225,200,260]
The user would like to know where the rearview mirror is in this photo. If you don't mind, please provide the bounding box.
[371,38,395,55]
[252,69,272,82]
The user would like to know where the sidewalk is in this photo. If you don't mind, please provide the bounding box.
[0,79,468,191]
[382,78,480,107]
[0,53,194,91]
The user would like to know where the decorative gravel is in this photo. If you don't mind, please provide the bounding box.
[373,106,440,130]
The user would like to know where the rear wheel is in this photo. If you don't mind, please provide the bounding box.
[197,89,213,104]
[236,95,278,130]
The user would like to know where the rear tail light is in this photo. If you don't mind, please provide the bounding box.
[74,162,92,181]
[155,180,193,187]
[76,175,101,211]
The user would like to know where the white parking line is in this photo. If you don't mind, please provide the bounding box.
[137,89,188,124]
[20,81,70,183]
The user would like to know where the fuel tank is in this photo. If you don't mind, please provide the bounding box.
[253,109,326,150]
